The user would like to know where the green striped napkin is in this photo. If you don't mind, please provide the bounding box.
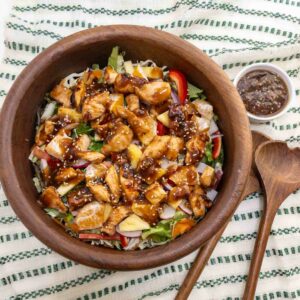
[0,1,299,299]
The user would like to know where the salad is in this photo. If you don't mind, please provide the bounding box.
[29,47,224,250]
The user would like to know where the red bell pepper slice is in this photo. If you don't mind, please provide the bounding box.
[157,121,166,136]
[169,69,188,105]
[120,235,128,248]
[79,233,121,240]
[212,132,222,160]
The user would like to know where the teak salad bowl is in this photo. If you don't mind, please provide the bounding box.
[0,25,252,270]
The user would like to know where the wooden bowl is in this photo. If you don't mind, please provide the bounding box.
[0,25,252,270]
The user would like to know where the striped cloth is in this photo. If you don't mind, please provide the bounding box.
[0,1,300,299]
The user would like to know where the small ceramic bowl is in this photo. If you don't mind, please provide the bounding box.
[233,63,296,123]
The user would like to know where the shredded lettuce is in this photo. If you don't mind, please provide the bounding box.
[92,64,100,70]
[44,208,74,224]
[142,211,186,242]
[188,82,206,100]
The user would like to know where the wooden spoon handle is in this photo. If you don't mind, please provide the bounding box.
[243,205,278,300]
[175,223,226,300]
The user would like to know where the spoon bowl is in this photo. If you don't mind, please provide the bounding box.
[244,141,300,299]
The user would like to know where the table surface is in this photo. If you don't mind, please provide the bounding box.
[0,0,12,60]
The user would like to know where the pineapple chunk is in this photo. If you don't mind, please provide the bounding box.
[157,111,171,128]
[124,60,134,74]
[132,65,148,80]
[145,182,167,205]
[127,144,142,169]
[109,93,124,115]
[57,107,82,123]
[166,136,184,161]
[142,67,163,79]
[200,166,215,187]
[119,214,150,231]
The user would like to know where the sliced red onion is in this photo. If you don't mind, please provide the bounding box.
[209,119,219,135]
[71,211,78,216]
[159,204,176,219]
[206,189,218,201]
[116,225,142,238]
[196,162,208,174]
[213,169,223,189]
[179,200,193,215]
[72,159,90,169]
[41,102,57,121]
[64,123,79,131]
[163,182,173,191]
[171,89,180,104]
[123,237,140,251]
[210,134,223,139]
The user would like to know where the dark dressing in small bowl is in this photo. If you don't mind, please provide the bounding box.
[237,70,288,116]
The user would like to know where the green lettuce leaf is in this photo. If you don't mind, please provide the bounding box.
[44,208,74,224]
[108,46,119,70]
[74,123,93,136]
[142,211,186,242]
[202,141,213,165]
[88,140,103,152]
[188,82,206,100]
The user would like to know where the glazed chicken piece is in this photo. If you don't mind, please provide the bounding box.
[105,165,121,203]
[73,79,86,110]
[114,73,146,94]
[35,120,55,146]
[169,165,199,186]
[50,80,72,108]
[87,182,111,203]
[41,186,66,212]
[82,91,110,121]
[135,81,171,105]
[185,134,208,165]
[57,107,82,123]
[85,163,108,182]
[55,167,79,184]
[140,135,171,163]
[73,134,91,151]
[189,185,206,217]
[138,157,166,184]
[115,106,156,145]
[144,182,167,205]
[101,122,133,155]
[67,187,94,211]
[126,94,139,112]
[119,166,140,203]
[91,122,109,141]
[45,134,73,161]
[104,66,118,84]
[101,206,131,235]
[75,150,105,163]
[131,202,160,225]
[168,185,190,208]
[166,136,184,161]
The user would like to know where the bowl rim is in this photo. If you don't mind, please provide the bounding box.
[0,25,252,270]
[233,63,295,122]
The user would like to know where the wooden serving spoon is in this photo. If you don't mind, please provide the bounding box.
[176,131,271,300]
[243,141,300,299]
